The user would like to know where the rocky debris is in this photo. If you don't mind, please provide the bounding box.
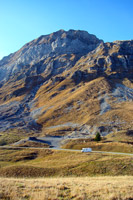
[30,106,44,120]
[0,102,42,132]
[98,83,133,114]
[0,84,43,131]
[99,97,111,115]
[112,84,133,102]
[65,125,92,139]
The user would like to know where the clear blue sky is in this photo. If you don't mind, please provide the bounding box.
[0,0,133,59]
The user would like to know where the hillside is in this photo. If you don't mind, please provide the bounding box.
[0,148,132,177]
[0,29,132,142]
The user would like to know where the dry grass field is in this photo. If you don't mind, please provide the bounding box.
[0,148,132,177]
[0,148,132,199]
[0,176,133,200]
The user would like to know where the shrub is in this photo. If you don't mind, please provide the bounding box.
[95,132,101,141]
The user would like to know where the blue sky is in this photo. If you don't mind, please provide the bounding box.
[0,0,133,59]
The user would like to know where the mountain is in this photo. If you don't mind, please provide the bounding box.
[0,29,132,139]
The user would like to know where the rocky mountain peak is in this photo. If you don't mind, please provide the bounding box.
[0,30,102,84]
[0,30,132,137]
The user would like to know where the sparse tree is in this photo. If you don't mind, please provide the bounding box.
[95,132,101,141]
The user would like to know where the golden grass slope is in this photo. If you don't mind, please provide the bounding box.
[36,77,111,127]
[33,75,133,138]
[0,176,133,200]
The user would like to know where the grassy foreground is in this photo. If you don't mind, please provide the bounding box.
[0,149,133,199]
[0,176,133,200]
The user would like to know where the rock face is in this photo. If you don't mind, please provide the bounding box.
[74,41,133,78]
[0,30,132,136]
[0,29,102,84]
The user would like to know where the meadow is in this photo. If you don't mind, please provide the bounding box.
[0,176,133,200]
[0,148,132,177]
